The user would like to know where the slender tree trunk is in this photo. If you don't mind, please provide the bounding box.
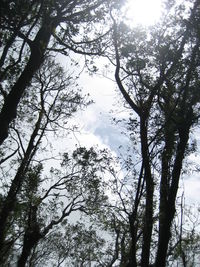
[17,206,41,267]
[127,214,137,267]
[17,231,41,267]
[127,163,144,267]
[155,127,190,267]
[0,112,43,261]
[0,19,56,145]
[155,120,175,267]
[140,116,154,267]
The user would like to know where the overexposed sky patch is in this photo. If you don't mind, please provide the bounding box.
[182,175,200,205]
[125,0,162,26]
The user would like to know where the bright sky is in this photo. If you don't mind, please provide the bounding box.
[125,0,162,26]
[59,0,200,206]
[76,73,200,204]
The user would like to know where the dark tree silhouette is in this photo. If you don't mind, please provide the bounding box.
[108,0,200,266]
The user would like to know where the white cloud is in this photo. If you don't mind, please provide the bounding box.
[60,55,200,208]
[183,175,200,205]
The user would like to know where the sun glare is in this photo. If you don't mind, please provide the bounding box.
[125,0,162,26]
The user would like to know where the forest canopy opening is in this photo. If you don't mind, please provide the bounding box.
[125,0,163,26]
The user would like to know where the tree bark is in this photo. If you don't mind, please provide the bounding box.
[0,19,56,145]
[155,127,190,267]
[0,111,43,262]
[127,214,137,267]
[140,116,154,267]
[17,206,41,267]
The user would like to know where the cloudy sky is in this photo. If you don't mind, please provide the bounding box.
[64,67,200,206]
[55,0,200,207]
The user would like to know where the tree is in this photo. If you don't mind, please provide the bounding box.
[105,0,200,266]
[1,0,200,266]
[0,0,123,145]
[15,146,108,267]
[26,222,107,267]
[168,198,200,267]
[0,1,126,264]
[0,57,90,263]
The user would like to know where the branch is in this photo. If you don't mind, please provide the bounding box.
[52,32,103,56]
[0,146,19,165]
[41,194,84,236]
[111,18,141,116]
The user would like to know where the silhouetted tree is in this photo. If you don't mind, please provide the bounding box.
[107,0,200,266]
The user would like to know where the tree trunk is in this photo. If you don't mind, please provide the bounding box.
[140,116,154,267]
[17,231,41,267]
[0,111,43,261]
[127,214,137,267]
[155,127,190,267]
[0,19,56,145]
[17,206,41,267]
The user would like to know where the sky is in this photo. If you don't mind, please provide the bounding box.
[17,1,199,265]
[124,0,162,26]
[1,1,199,265]
[61,67,200,206]
[54,0,200,208]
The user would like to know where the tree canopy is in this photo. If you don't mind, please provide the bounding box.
[0,0,200,266]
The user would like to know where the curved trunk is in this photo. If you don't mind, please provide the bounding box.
[0,19,56,145]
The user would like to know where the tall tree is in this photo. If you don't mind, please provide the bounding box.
[107,0,200,266]
[0,57,89,263]
[0,1,126,264]
[0,0,123,145]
